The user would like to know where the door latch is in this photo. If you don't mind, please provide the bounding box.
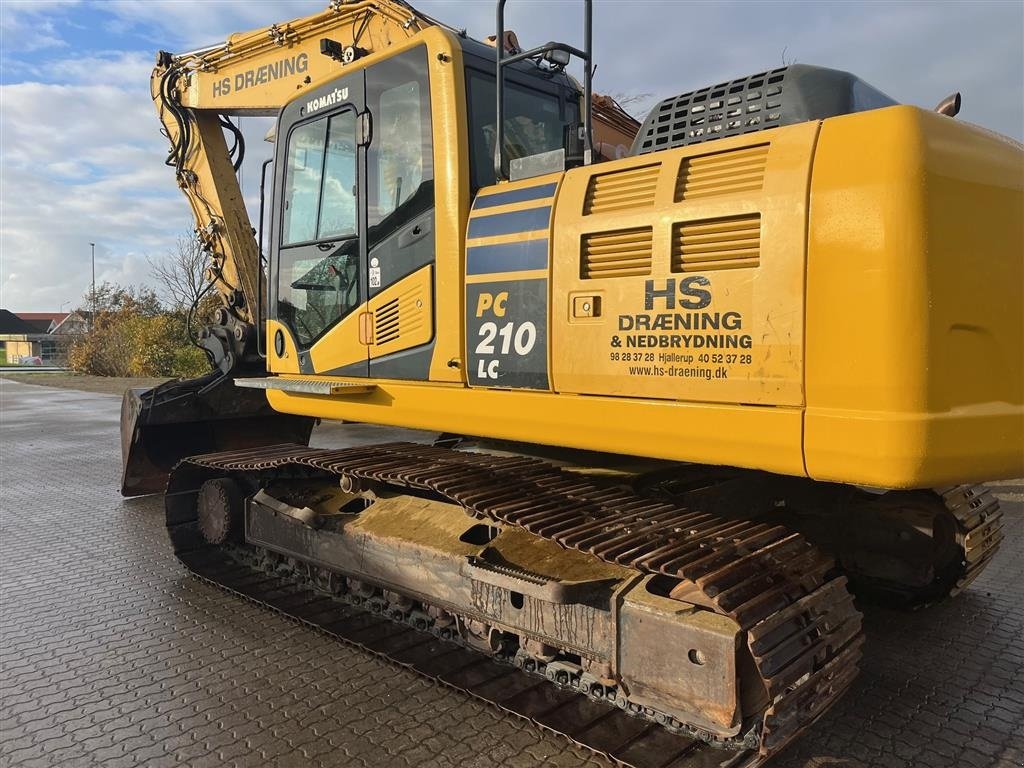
[357,110,372,147]
[358,311,374,345]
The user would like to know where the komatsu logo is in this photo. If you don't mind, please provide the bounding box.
[211,53,308,98]
[306,87,349,114]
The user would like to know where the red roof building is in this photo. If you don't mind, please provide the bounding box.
[16,312,71,333]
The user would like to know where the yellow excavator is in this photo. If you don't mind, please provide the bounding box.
[120,1,1022,765]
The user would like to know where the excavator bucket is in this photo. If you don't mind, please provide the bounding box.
[120,371,315,496]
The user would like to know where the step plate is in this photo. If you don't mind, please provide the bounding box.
[234,377,376,396]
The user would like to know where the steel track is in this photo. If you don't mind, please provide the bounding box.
[166,441,867,766]
[178,546,752,768]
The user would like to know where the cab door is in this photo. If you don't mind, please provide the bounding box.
[269,47,437,381]
[269,72,368,377]
[363,46,436,381]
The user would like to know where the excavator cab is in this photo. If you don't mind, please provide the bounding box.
[261,35,585,382]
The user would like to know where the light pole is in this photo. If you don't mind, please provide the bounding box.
[90,242,96,331]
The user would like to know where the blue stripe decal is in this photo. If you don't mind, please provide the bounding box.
[467,239,549,275]
[473,183,557,210]
[467,206,551,239]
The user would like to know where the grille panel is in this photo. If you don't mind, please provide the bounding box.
[631,64,898,155]
[676,144,769,201]
[635,69,786,153]
[583,164,660,215]
[672,214,761,272]
[581,227,654,279]
[374,298,401,344]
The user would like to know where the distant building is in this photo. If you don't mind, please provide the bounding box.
[52,311,91,336]
[0,310,42,364]
[0,309,88,365]
[17,312,70,334]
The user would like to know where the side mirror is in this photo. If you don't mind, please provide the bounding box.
[934,92,961,117]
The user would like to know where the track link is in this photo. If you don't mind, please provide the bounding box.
[179,546,753,768]
[939,485,1004,596]
[166,442,865,767]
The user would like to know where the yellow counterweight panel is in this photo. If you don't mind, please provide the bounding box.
[805,105,1024,488]
[550,122,819,406]
[265,380,806,476]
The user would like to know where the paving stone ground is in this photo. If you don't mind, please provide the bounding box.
[1,379,1021,768]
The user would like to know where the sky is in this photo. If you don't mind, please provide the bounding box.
[1,0,1021,313]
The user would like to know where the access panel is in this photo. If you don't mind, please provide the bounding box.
[550,122,819,407]
[464,174,561,390]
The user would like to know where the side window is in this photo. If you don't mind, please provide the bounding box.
[282,120,325,245]
[278,110,360,347]
[466,70,574,191]
[367,47,433,231]
[282,111,357,245]
[377,80,423,220]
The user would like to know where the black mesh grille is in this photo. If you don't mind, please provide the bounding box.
[630,64,897,156]
[636,68,787,154]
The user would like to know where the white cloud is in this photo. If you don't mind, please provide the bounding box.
[0,0,77,52]
[100,0,318,52]
[0,78,185,312]
[43,50,154,87]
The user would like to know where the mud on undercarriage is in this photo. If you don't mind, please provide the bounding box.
[163,442,1001,767]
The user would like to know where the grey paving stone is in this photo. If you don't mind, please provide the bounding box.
[1,379,1022,768]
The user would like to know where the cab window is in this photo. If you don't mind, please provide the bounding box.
[282,111,357,245]
[466,70,575,191]
[376,80,423,219]
[366,47,433,231]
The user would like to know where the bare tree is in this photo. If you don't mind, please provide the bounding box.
[605,91,655,121]
[82,281,164,317]
[147,231,209,312]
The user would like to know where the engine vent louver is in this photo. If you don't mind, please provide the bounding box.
[672,214,761,272]
[583,163,660,215]
[374,298,401,345]
[581,227,653,279]
[676,144,768,201]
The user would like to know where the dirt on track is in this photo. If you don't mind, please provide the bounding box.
[0,373,169,396]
